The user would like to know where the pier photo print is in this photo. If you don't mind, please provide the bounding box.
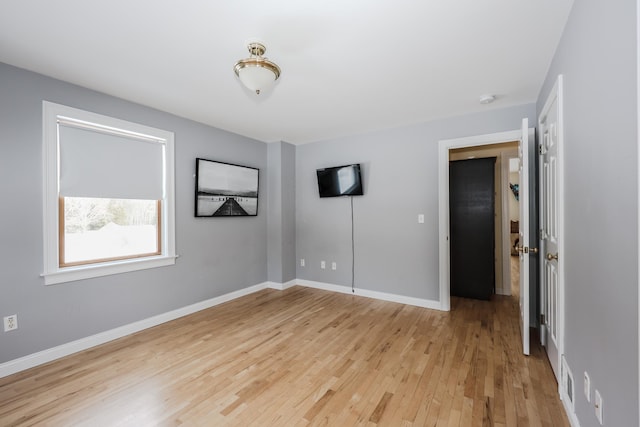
[195,158,259,217]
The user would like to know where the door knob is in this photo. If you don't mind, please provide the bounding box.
[546,252,558,261]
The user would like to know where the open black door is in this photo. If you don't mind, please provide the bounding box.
[449,157,496,300]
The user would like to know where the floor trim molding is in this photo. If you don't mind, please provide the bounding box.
[296,279,443,310]
[562,396,582,427]
[265,279,297,291]
[0,282,269,379]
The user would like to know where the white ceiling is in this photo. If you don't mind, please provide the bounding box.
[0,1,574,144]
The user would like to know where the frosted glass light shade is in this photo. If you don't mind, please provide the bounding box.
[237,64,277,94]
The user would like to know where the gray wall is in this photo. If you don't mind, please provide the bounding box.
[266,141,296,283]
[296,104,536,301]
[537,0,639,425]
[0,62,268,363]
[267,142,283,283]
[281,142,297,282]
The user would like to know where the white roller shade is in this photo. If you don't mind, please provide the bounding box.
[59,123,164,200]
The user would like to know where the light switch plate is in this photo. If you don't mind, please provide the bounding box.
[583,371,590,402]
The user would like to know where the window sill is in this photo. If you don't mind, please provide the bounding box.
[42,255,177,285]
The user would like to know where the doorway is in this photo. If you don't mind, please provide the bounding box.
[438,130,528,311]
[449,142,520,300]
[438,124,536,356]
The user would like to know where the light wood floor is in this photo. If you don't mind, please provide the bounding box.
[0,284,568,426]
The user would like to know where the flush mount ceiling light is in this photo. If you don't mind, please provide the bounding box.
[234,42,281,95]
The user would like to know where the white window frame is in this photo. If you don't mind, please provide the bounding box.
[42,101,176,285]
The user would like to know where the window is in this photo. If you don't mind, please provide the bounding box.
[43,102,175,285]
[60,197,161,266]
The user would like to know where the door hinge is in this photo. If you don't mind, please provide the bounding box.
[539,145,547,155]
[540,314,546,325]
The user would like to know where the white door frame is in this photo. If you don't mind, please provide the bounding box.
[438,129,526,311]
[538,75,565,396]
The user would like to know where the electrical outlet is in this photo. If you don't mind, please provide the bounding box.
[331,262,337,270]
[594,389,603,424]
[4,315,18,332]
[321,260,326,269]
[300,258,305,267]
[418,214,425,224]
[584,371,590,402]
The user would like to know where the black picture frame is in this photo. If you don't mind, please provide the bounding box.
[195,158,259,217]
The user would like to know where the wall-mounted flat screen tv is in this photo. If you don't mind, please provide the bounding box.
[316,164,364,198]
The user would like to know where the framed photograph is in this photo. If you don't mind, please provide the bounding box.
[195,158,259,217]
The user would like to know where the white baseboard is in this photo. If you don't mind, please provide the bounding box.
[495,288,511,296]
[265,279,297,291]
[295,279,443,311]
[562,395,582,427]
[0,278,443,379]
[0,282,270,379]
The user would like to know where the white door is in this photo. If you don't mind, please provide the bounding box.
[539,92,561,380]
[518,118,530,356]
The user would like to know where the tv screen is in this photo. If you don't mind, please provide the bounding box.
[316,164,363,198]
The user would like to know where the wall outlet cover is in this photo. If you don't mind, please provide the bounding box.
[4,315,18,332]
[594,389,603,424]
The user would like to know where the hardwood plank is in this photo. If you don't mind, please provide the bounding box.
[368,391,393,424]
[0,286,569,426]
